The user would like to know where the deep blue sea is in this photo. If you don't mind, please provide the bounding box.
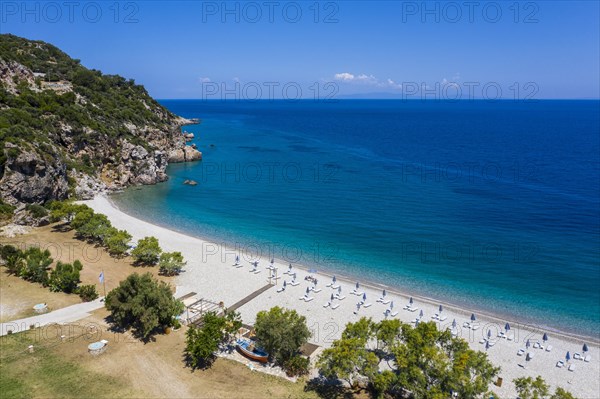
[113,100,600,337]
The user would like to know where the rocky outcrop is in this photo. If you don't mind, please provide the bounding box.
[168,146,202,163]
[0,35,204,208]
[0,144,69,205]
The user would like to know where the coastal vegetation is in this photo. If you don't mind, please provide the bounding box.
[159,251,186,276]
[185,311,242,369]
[317,318,500,398]
[131,236,162,265]
[513,376,576,399]
[104,272,184,340]
[254,306,312,376]
[0,244,88,297]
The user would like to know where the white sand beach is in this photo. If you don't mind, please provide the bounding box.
[86,195,599,398]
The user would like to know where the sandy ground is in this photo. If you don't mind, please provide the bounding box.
[84,195,599,398]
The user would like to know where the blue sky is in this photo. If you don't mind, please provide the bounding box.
[2,1,599,99]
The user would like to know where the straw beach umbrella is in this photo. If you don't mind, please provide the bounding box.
[583,343,589,353]
[566,351,571,362]
[362,293,367,302]
[505,323,510,332]
[543,333,548,343]
[470,313,476,322]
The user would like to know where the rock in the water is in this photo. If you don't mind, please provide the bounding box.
[168,146,202,163]
[183,179,198,186]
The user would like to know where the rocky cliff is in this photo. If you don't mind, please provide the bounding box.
[0,34,201,207]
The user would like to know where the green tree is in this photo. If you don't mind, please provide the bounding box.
[77,284,99,301]
[105,273,182,340]
[51,201,90,224]
[104,228,132,256]
[159,251,186,276]
[551,387,576,399]
[48,260,82,293]
[375,318,402,350]
[0,245,24,275]
[185,311,241,369]
[70,207,94,230]
[19,247,52,284]
[131,236,162,265]
[317,336,379,388]
[75,212,111,242]
[254,306,311,364]
[514,376,550,399]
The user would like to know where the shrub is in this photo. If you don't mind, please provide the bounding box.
[19,247,52,285]
[48,260,82,293]
[0,244,24,275]
[0,199,16,220]
[131,236,162,265]
[25,204,48,218]
[159,251,186,276]
[283,355,310,377]
[77,284,98,302]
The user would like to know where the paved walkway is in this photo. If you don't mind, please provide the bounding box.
[0,298,105,336]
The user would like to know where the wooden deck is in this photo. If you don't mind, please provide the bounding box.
[228,283,275,312]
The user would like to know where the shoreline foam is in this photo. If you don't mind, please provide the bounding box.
[86,194,600,398]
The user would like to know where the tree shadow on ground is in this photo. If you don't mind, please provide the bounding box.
[305,376,358,399]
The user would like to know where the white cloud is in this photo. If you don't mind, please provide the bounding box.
[334,72,355,81]
[334,72,403,90]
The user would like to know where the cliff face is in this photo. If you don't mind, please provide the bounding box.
[0,34,201,206]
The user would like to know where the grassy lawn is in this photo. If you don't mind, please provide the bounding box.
[0,330,136,398]
[0,314,323,399]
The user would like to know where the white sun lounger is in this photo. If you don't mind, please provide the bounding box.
[323,302,330,308]
[533,342,540,349]
[517,349,525,356]
[479,339,486,344]
[277,287,285,293]
[380,299,390,305]
[363,303,372,308]
[289,280,299,286]
[507,333,514,341]
[470,324,480,331]
[488,340,496,347]
[331,303,340,310]
[351,290,365,296]
[584,355,591,362]
[390,311,398,317]
[568,363,576,372]
[311,288,322,293]
[409,307,419,312]
[438,315,447,321]
[250,268,257,273]
[304,296,314,302]
[545,345,553,352]
[556,360,564,368]
[463,322,470,328]
[331,284,340,289]
[253,269,261,274]
[334,294,346,300]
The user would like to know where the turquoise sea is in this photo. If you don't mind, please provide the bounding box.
[112,100,600,337]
